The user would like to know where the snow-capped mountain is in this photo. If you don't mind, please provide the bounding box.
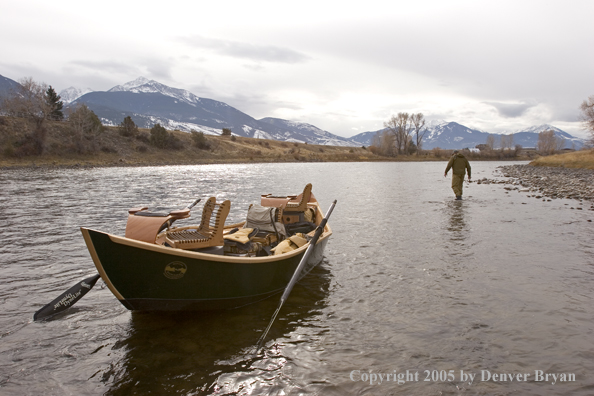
[258,118,356,146]
[510,124,583,149]
[349,121,489,149]
[108,77,204,107]
[70,77,360,146]
[350,120,585,150]
[2,73,585,149]
[422,121,489,149]
[59,86,93,104]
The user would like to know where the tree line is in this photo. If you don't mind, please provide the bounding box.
[371,98,594,158]
[3,77,593,158]
[370,112,426,156]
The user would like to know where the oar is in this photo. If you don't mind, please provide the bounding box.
[34,198,202,321]
[33,273,101,321]
[256,199,337,351]
[186,198,201,210]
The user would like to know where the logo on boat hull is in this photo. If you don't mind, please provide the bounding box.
[164,261,187,279]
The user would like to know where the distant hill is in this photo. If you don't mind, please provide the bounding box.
[0,74,20,98]
[350,120,585,150]
[510,125,584,149]
[69,77,360,146]
[349,131,378,147]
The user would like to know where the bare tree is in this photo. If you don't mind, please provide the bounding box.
[1,77,52,154]
[536,129,564,155]
[485,134,495,151]
[384,112,413,154]
[383,115,399,154]
[555,135,566,151]
[579,95,594,145]
[1,77,51,123]
[371,129,396,156]
[67,104,104,153]
[500,134,514,150]
[410,113,426,155]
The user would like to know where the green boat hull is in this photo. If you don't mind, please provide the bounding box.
[81,228,329,311]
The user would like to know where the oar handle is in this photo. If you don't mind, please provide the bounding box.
[186,198,201,210]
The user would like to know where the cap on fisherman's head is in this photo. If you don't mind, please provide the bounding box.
[453,150,459,154]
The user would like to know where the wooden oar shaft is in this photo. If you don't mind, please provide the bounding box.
[279,200,336,304]
[256,200,337,350]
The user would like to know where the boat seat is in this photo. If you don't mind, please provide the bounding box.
[284,183,312,212]
[280,183,315,224]
[125,207,191,243]
[260,183,313,210]
[164,198,231,250]
[261,183,316,225]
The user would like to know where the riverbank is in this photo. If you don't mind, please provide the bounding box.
[0,115,535,169]
[529,149,594,169]
[477,164,594,204]
[0,116,379,168]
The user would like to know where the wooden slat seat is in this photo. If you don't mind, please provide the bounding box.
[164,198,231,250]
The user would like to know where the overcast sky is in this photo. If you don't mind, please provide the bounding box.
[1,0,592,138]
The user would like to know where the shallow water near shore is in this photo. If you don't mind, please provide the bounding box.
[1,161,593,395]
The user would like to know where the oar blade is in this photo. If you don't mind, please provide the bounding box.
[33,274,101,321]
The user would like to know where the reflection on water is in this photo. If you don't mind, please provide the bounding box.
[444,200,472,260]
[102,265,332,396]
[1,162,594,395]
[446,201,466,237]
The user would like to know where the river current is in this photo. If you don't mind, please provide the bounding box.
[1,161,593,395]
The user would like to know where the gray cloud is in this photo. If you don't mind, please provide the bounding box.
[142,59,173,81]
[69,60,140,75]
[2,0,592,138]
[484,101,537,118]
[69,59,174,81]
[177,35,311,64]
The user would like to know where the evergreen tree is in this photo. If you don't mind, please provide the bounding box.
[68,104,104,153]
[119,116,139,137]
[150,124,169,148]
[191,130,210,149]
[45,86,64,121]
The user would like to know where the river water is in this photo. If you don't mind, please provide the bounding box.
[1,161,593,395]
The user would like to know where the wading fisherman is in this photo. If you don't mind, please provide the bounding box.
[444,150,471,200]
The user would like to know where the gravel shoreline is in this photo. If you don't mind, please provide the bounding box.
[476,164,594,205]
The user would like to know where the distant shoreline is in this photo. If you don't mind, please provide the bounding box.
[2,115,590,171]
[0,155,533,171]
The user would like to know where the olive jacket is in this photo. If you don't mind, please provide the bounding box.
[445,153,471,178]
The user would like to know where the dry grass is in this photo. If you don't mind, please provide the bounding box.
[0,116,379,167]
[530,149,594,169]
[0,115,550,168]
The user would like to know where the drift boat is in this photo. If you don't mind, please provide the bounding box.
[80,184,333,311]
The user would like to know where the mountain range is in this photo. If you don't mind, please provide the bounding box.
[0,73,585,150]
[67,77,358,147]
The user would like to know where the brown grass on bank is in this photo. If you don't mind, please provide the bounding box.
[0,116,380,167]
[529,149,594,169]
[0,115,546,168]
